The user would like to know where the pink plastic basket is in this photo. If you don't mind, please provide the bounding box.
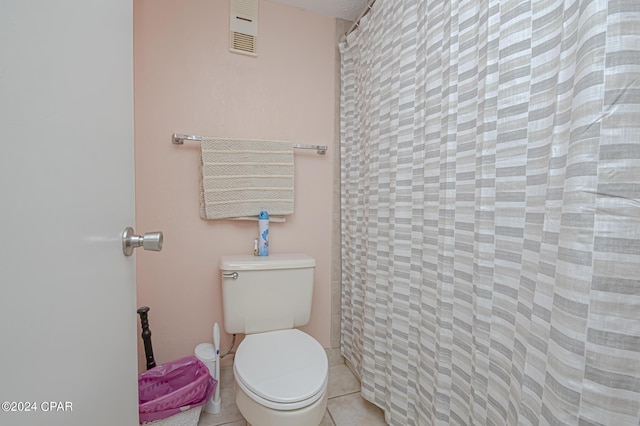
[138,356,217,424]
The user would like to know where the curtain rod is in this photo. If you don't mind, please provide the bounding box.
[345,0,376,38]
[172,133,327,155]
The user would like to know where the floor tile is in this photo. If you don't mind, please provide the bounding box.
[327,363,361,398]
[198,367,243,426]
[319,409,336,426]
[327,393,386,426]
[199,354,387,426]
[325,348,344,366]
[218,364,235,389]
[197,385,244,426]
[211,421,246,426]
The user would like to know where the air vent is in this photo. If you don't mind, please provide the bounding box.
[230,0,258,57]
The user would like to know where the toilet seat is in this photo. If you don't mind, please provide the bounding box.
[233,329,328,411]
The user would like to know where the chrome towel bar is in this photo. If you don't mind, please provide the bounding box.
[172,133,327,155]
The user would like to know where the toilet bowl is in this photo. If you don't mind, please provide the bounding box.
[220,254,328,426]
[233,329,328,426]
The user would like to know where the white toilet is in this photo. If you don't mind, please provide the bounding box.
[220,253,328,426]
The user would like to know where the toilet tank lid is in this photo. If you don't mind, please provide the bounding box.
[220,253,316,271]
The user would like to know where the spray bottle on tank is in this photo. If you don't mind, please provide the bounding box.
[258,211,269,256]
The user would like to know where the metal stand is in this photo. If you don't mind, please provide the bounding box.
[137,306,156,370]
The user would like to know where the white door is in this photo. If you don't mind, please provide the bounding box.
[0,1,138,425]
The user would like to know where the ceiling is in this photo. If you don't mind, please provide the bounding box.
[268,0,369,21]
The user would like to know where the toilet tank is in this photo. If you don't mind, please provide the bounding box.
[220,254,316,335]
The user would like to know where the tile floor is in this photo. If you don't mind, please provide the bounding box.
[198,352,387,426]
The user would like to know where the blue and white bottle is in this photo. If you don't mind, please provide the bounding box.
[258,211,269,256]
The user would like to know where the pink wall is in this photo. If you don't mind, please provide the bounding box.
[134,0,335,371]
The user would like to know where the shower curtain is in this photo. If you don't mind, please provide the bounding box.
[339,0,640,425]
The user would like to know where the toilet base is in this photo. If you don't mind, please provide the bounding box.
[234,380,328,426]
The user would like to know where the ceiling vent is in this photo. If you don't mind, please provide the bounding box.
[230,0,258,57]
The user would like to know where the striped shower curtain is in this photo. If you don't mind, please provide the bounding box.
[339,0,640,424]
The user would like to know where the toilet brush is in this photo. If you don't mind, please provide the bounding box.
[212,323,222,414]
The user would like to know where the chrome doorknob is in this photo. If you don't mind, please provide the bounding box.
[122,227,163,256]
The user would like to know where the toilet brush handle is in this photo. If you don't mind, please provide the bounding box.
[137,306,157,370]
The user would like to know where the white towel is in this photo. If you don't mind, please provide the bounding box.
[199,138,294,221]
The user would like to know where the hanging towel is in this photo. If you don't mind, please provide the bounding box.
[199,138,294,221]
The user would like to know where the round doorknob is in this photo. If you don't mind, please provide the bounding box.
[122,227,163,256]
